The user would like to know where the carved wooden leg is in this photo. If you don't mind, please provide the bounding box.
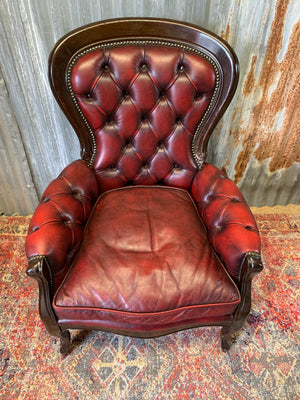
[59,330,71,354]
[43,323,71,355]
[221,325,234,351]
[27,256,71,355]
[221,320,245,351]
[221,252,263,352]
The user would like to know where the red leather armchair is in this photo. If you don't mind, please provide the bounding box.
[25,18,263,354]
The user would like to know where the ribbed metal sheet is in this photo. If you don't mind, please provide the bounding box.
[0,69,38,214]
[0,0,299,214]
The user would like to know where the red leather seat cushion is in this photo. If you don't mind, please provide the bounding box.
[53,186,240,331]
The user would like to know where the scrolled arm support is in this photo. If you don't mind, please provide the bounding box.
[221,251,263,350]
[238,251,264,289]
[26,255,71,354]
[27,255,55,297]
[235,252,263,319]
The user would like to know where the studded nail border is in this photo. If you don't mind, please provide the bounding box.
[67,40,222,168]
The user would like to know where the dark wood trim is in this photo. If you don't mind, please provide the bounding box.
[27,256,71,354]
[48,18,239,166]
[221,252,263,351]
[58,319,232,339]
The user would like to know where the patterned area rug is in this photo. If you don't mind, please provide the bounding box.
[0,211,299,399]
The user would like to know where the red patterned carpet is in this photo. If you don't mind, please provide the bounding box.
[0,211,299,399]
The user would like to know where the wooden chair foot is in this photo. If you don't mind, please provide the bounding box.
[221,326,233,351]
[59,330,71,354]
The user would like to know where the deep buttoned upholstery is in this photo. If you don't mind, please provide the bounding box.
[72,44,216,191]
[25,19,263,353]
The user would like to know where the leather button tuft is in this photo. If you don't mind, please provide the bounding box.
[178,65,184,71]
[141,64,147,71]
[61,217,70,226]
[103,65,109,71]
[204,195,213,203]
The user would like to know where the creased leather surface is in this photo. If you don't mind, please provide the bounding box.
[191,163,261,280]
[54,186,240,329]
[71,45,216,191]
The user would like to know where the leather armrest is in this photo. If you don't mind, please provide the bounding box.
[191,163,261,281]
[25,160,100,288]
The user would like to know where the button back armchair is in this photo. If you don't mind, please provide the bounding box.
[25,18,263,354]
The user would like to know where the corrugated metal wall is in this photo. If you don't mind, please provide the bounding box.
[0,0,299,215]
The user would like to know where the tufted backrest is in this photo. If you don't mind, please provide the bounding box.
[50,19,239,193]
[71,43,217,191]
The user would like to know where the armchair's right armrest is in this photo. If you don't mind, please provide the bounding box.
[191,163,261,282]
[25,159,100,289]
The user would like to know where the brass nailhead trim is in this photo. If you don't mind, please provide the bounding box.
[67,40,222,168]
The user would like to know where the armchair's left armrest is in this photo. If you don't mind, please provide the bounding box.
[191,163,261,281]
[25,159,100,289]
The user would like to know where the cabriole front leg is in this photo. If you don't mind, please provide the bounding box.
[221,252,263,351]
[26,256,71,355]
